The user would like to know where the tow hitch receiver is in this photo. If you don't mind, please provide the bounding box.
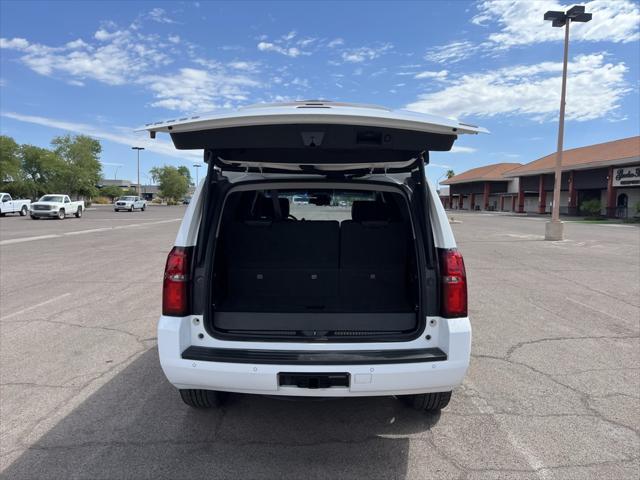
[279,372,350,389]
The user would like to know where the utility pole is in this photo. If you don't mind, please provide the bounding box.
[131,147,145,196]
[193,164,201,187]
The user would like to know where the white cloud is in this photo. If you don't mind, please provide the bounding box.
[450,146,476,153]
[228,60,259,71]
[256,32,315,57]
[414,70,448,80]
[428,0,640,64]
[168,34,181,44]
[141,67,260,112]
[257,41,303,57]
[406,53,630,123]
[475,0,640,48]
[341,43,393,63]
[1,29,171,85]
[1,111,202,162]
[148,8,176,24]
[424,41,481,64]
[0,37,30,49]
[327,38,344,48]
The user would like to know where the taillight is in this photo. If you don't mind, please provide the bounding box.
[162,246,192,316]
[439,248,467,318]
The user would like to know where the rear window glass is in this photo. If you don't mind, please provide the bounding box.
[227,189,402,222]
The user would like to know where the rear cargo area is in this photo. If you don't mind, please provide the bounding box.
[209,188,420,338]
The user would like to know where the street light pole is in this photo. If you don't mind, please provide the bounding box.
[193,164,201,186]
[543,5,592,240]
[131,147,145,196]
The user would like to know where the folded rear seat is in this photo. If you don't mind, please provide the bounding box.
[223,196,340,311]
[339,200,410,312]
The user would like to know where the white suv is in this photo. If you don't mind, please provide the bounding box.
[143,101,484,411]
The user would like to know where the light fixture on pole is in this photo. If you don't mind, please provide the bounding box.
[193,164,202,186]
[131,147,145,195]
[543,5,592,240]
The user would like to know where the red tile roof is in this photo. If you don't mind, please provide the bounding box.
[504,136,640,177]
[441,163,522,185]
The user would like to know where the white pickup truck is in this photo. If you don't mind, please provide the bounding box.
[0,193,31,216]
[30,194,84,220]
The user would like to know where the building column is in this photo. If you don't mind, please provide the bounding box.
[470,193,476,211]
[538,174,547,214]
[448,191,453,210]
[512,196,517,212]
[500,195,505,211]
[483,182,491,210]
[458,194,464,210]
[517,178,525,213]
[606,166,617,218]
[567,170,577,215]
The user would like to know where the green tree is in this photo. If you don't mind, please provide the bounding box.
[150,165,189,202]
[176,166,193,185]
[446,169,455,179]
[0,135,21,184]
[52,135,102,198]
[20,144,66,198]
[100,185,124,201]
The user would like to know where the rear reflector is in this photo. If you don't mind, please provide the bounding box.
[162,246,192,316]
[438,249,467,318]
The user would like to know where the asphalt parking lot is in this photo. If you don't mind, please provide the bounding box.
[1,207,638,479]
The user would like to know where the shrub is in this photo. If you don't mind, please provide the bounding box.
[92,196,111,205]
[580,199,602,218]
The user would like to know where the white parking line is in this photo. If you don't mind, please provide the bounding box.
[0,218,181,246]
[0,292,71,321]
[0,234,59,245]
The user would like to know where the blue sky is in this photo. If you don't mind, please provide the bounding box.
[1,0,638,184]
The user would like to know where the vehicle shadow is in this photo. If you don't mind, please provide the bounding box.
[4,348,443,480]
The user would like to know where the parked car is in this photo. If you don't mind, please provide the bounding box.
[0,193,31,216]
[143,101,484,411]
[182,196,192,205]
[114,196,146,212]
[30,194,84,219]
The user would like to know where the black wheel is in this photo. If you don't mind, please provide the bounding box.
[129,205,134,212]
[30,215,38,220]
[57,209,65,220]
[402,391,452,412]
[141,204,146,211]
[20,205,28,216]
[179,389,227,408]
[75,207,82,218]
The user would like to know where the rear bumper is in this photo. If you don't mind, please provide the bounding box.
[157,315,471,397]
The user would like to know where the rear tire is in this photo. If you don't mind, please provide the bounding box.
[57,209,65,220]
[129,205,134,212]
[402,391,452,412]
[30,215,38,220]
[20,205,28,216]
[141,204,146,211]
[179,389,227,408]
[75,207,82,218]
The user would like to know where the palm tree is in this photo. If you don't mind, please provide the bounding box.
[446,169,455,179]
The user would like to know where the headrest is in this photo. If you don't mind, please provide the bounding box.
[253,195,290,219]
[351,201,390,222]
